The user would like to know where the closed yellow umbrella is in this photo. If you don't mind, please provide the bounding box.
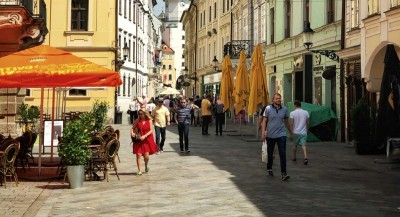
[220,55,234,112]
[247,44,269,115]
[232,51,250,115]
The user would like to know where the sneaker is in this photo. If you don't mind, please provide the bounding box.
[180,150,185,153]
[281,174,290,181]
[185,150,190,153]
[267,170,274,176]
[161,150,164,153]
[136,172,142,176]
[304,158,308,165]
[156,151,160,155]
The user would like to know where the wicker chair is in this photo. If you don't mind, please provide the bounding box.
[91,138,120,182]
[0,140,20,187]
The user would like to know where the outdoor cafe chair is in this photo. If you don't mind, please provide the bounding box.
[0,140,20,187]
[111,129,121,163]
[25,132,37,165]
[15,134,30,171]
[91,138,120,182]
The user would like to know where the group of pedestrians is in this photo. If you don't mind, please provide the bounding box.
[129,92,310,181]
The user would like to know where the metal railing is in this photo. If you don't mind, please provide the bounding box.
[223,40,251,59]
[0,0,47,20]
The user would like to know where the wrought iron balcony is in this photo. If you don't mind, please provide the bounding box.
[1,0,47,19]
[223,40,251,59]
[0,0,48,53]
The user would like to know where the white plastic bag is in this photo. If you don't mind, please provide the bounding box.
[261,141,267,163]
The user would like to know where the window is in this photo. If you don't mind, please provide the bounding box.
[182,35,185,40]
[119,0,122,15]
[214,2,217,19]
[227,0,230,11]
[68,89,87,96]
[327,0,335,24]
[209,6,212,22]
[25,88,32,97]
[350,0,360,28]
[124,0,127,17]
[169,65,172,69]
[163,65,166,69]
[168,74,172,80]
[123,74,126,96]
[129,0,131,20]
[304,0,310,23]
[200,12,202,27]
[284,0,291,38]
[391,0,400,7]
[368,0,378,15]
[223,1,225,13]
[128,39,131,61]
[270,8,275,44]
[71,0,88,31]
[133,3,136,23]
[128,74,131,97]
[182,44,185,48]
[182,62,185,67]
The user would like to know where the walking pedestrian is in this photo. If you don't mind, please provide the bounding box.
[289,100,310,165]
[151,97,171,154]
[261,93,290,181]
[129,98,139,124]
[146,97,156,113]
[193,95,202,126]
[214,99,225,135]
[175,98,198,153]
[201,95,212,135]
[131,108,158,176]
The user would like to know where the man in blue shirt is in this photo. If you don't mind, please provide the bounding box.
[175,98,198,153]
[261,93,290,181]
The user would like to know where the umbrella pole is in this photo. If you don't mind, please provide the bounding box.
[50,87,55,160]
[38,88,44,176]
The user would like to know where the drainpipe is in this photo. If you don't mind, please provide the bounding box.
[340,0,345,142]
[114,0,119,122]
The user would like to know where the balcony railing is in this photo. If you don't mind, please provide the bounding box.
[0,0,47,20]
[223,40,251,59]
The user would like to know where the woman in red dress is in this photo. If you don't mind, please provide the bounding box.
[131,108,158,176]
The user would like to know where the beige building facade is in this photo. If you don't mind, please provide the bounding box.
[26,0,117,123]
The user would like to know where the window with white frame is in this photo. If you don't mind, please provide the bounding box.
[71,0,88,31]
[368,0,378,15]
[350,0,359,29]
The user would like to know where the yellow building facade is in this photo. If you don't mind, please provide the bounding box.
[27,0,117,123]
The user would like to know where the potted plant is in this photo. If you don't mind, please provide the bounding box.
[17,103,40,132]
[58,112,95,188]
[351,98,376,155]
[91,100,110,132]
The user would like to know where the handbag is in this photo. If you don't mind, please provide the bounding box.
[131,132,141,143]
[127,110,131,114]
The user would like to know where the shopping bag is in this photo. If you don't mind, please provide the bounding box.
[261,141,267,163]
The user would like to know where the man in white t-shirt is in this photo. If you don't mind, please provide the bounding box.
[289,101,310,165]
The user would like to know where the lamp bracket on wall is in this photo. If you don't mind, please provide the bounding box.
[308,49,339,62]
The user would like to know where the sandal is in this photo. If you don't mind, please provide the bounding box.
[136,172,142,176]
[145,166,150,173]
[303,159,308,165]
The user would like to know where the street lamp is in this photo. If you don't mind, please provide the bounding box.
[212,55,219,71]
[122,43,129,61]
[302,22,339,62]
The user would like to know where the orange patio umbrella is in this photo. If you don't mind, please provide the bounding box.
[247,44,269,115]
[0,45,122,87]
[0,45,122,175]
[220,55,234,112]
[232,51,250,115]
